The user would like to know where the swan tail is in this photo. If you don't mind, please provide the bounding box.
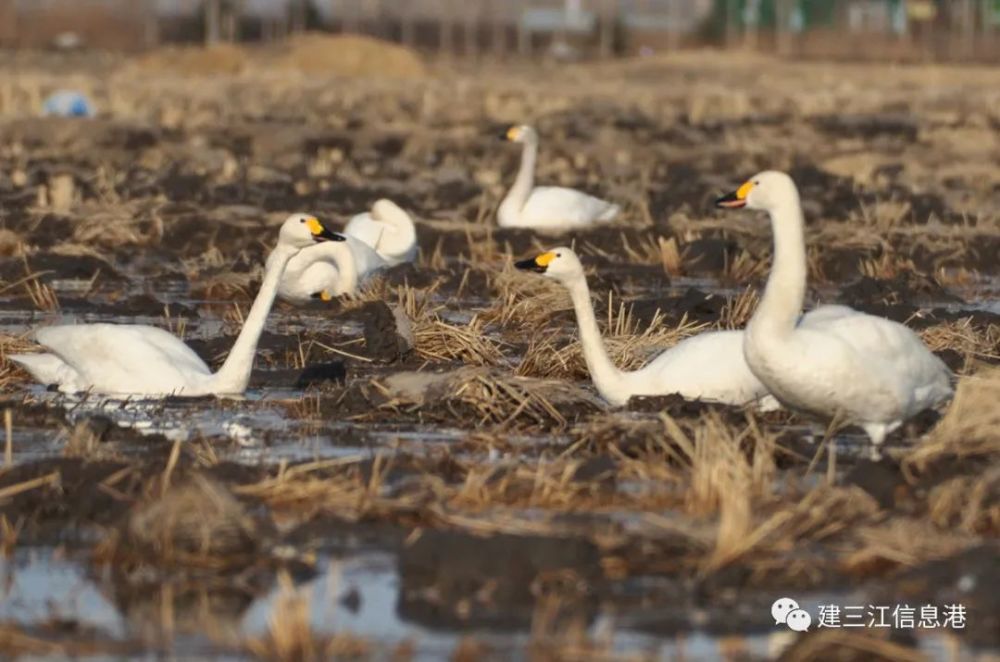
[599,203,621,222]
[9,353,76,387]
[754,394,783,412]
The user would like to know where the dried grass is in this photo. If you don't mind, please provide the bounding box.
[919,317,1000,365]
[444,370,599,429]
[125,473,259,560]
[718,286,760,330]
[781,629,924,662]
[378,367,602,430]
[904,368,1000,471]
[841,517,976,574]
[517,294,707,380]
[481,261,569,330]
[69,204,157,250]
[243,572,370,662]
[722,248,769,284]
[926,467,1000,535]
[0,623,132,658]
[396,284,504,366]
[702,486,879,574]
[0,332,38,388]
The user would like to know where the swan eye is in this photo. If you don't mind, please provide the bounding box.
[556,253,561,258]
[299,218,306,224]
[754,180,760,186]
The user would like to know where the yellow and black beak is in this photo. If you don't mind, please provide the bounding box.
[715,180,754,209]
[304,217,346,242]
[515,251,556,274]
[502,126,521,142]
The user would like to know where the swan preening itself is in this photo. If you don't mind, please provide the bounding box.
[716,171,953,457]
[276,199,417,303]
[344,198,418,266]
[515,248,773,408]
[11,215,344,397]
[499,125,621,230]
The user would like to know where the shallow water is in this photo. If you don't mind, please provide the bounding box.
[1,548,988,661]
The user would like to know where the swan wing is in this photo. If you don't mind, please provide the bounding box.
[34,324,211,395]
[633,330,769,405]
[344,235,390,281]
[803,313,953,411]
[520,187,620,228]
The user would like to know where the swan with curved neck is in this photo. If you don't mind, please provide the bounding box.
[343,199,417,266]
[11,214,344,397]
[515,248,773,407]
[499,125,620,230]
[277,199,418,303]
[716,171,953,457]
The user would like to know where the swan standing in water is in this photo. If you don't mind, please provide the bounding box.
[514,248,773,407]
[277,199,418,303]
[499,125,620,230]
[716,171,953,458]
[11,215,345,397]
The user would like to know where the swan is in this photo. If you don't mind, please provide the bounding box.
[343,199,418,266]
[499,125,621,230]
[277,199,417,303]
[275,232,388,303]
[514,248,773,408]
[716,171,953,458]
[10,214,345,397]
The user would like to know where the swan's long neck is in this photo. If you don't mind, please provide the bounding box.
[372,200,416,260]
[210,244,296,393]
[565,275,628,404]
[501,138,537,214]
[752,201,807,337]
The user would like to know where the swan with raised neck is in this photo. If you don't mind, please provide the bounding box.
[716,170,953,457]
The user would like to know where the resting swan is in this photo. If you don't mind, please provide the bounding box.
[343,199,418,266]
[716,171,953,458]
[515,248,772,407]
[277,199,418,303]
[10,215,344,397]
[499,125,620,230]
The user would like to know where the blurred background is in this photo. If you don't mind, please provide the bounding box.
[1,0,998,61]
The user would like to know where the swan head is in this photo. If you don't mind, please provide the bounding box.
[514,247,582,282]
[279,213,345,248]
[502,124,538,144]
[715,171,799,212]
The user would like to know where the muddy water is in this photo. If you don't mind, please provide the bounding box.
[1,277,995,659]
[0,549,982,660]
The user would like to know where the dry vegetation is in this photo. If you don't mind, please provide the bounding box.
[0,44,998,658]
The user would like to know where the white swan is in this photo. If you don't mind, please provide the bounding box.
[514,248,772,408]
[343,198,418,266]
[275,233,387,303]
[716,171,953,458]
[10,215,345,397]
[277,199,418,303]
[499,125,620,230]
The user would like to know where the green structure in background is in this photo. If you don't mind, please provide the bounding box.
[706,0,835,33]
[705,0,918,36]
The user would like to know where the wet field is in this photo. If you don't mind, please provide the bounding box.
[1,46,999,659]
